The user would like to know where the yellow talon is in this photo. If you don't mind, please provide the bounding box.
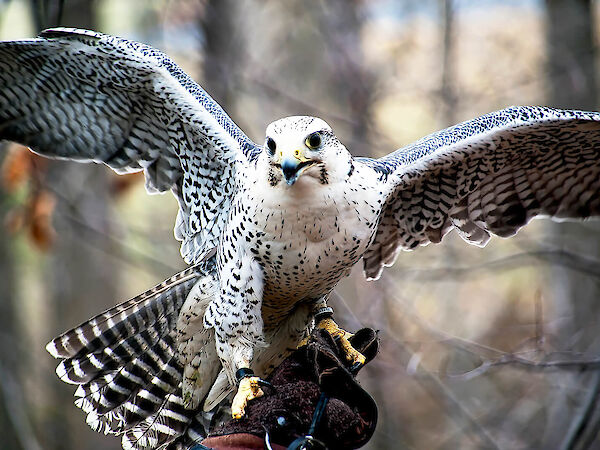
[297,335,309,348]
[316,318,366,367]
[231,376,264,419]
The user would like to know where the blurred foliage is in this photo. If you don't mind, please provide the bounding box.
[1,0,600,449]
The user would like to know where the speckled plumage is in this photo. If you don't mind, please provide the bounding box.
[3,29,600,449]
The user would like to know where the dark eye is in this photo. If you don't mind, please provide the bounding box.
[266,137,276,155]
[305,132,321,149]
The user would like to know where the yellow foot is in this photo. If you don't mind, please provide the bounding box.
[298,335,310,348]
[313,318,366,369]
[231,376,264,419]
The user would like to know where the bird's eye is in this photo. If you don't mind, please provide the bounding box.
[266,137,276,155]
[305,132,322,149]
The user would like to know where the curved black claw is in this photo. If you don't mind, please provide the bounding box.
[257,378,273,389]
[235,369,272,389]
[350,361,364,374]
[232,369,275,419]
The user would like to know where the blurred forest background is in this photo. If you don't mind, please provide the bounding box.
[0,0,600,449]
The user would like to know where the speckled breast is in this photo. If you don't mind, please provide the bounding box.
[245,186,380,315]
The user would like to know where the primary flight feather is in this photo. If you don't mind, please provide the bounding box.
[2,28,600,449]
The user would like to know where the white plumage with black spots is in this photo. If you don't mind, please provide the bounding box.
[2,28,600,449]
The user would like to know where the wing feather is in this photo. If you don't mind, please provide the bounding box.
[362,106,600,279]
[0,27,261,263]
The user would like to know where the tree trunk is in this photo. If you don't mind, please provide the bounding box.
[317,0,375,156]
[199,0,243,110]
[439,0,457,127]
[544,1,600,448]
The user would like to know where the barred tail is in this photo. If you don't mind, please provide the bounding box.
[47,254,222,449]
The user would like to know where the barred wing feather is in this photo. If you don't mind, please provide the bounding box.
[0,27,261,264]
[362,106,600,280]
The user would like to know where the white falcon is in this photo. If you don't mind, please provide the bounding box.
[2,28,600,449]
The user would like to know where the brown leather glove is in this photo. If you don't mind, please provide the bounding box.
[200,327,379,450]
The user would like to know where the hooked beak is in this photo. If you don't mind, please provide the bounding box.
[281,159,301,185]
[277,149,315,185]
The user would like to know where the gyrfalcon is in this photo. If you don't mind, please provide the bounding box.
[2,28,600,449]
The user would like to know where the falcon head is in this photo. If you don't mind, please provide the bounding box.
[262,116,351,187]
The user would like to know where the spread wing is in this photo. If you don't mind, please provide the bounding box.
[0,27,262,264]
[361,106,600,280]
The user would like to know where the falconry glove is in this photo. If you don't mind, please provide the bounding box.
[199,328,379,450]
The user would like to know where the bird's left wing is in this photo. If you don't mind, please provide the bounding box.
[0,28,262,263]
[361,106,600,280]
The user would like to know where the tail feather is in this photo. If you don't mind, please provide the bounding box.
[46,267,200,360]
[72,329,181,437]
[165,413,213,450]
[121,348,182,425]
[82,333,179,416]
[47,254,222,447]
[56,313,176,384]
[123,393,192,450]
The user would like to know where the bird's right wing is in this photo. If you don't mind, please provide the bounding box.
[0,28,262,263]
